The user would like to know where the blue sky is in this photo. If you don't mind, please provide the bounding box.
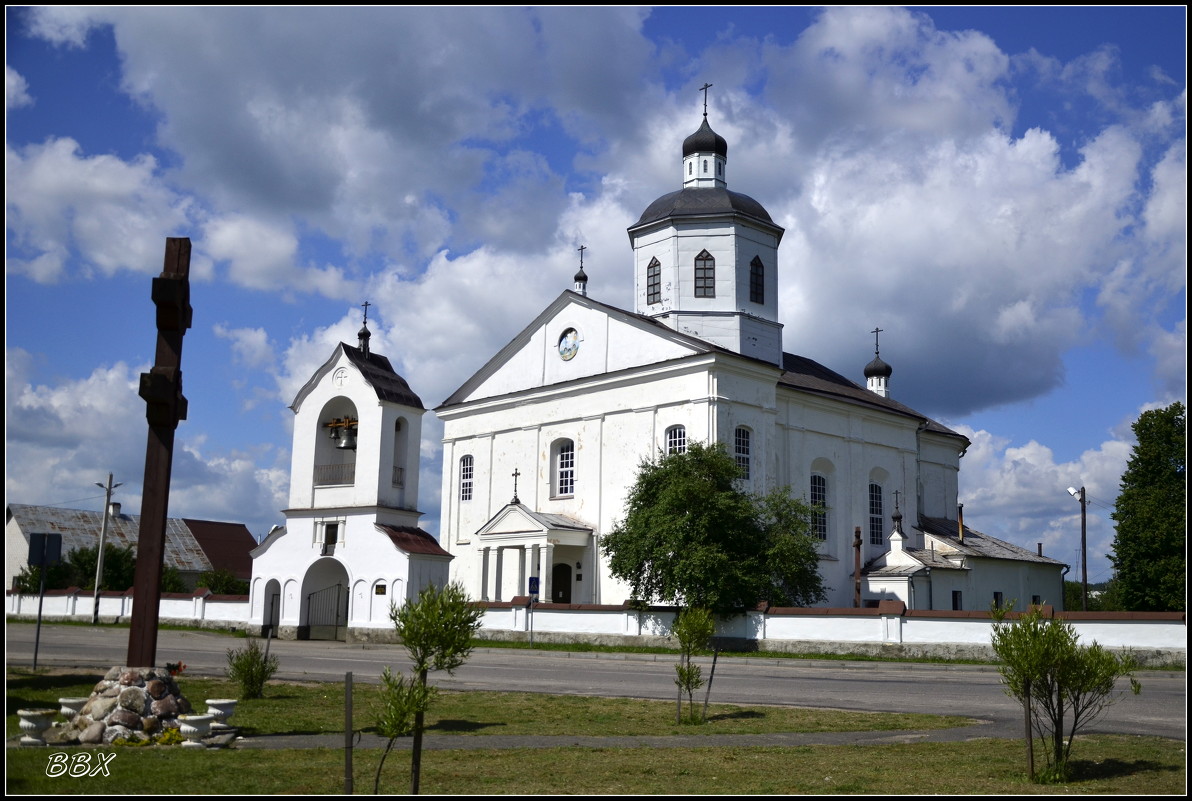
[5,7,1186,587]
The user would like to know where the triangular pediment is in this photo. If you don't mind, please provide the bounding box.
[473,503,592,547]
[437,291,718,409]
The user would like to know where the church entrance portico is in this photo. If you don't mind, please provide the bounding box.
[472,504,593,603]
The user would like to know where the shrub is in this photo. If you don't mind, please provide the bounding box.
[226,638,279,699]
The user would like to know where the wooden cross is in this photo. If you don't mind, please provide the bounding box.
[700,82,713,116]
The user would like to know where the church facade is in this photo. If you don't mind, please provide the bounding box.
[435,113,1065,611]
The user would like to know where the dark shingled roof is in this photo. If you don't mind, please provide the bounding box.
[376,524,451,557]
[779,353,963,439]
[629,187,779,233]
[682,117,728,158]
[342,344,424,409]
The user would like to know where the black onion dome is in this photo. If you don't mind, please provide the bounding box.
[573,266,588,283]
[864,355,893,379]
[630,187,777,231]
[683,117,728,158]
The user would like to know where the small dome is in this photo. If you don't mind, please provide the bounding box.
[573,266,588,284]
[864,355,892,379]
[682,117,728,158]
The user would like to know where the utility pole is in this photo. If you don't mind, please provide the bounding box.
[92,473,123,625]
[1079,486,1088,612]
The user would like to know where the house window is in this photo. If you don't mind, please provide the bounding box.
[952,590,963,611]
[694,250,715,298]
[1031,595,1042,606]
[646,258,661,305]
[666,426,687,455]
[810,474,828,540]
[993,591,1004,610]
[459,455,474,501]
[734,427,751,480]
[869,483,884,546]
[316,520,343,555]
[750,256,765,304]
[553,439,575,497]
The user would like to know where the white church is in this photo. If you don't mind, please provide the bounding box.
[248,110,1065,639]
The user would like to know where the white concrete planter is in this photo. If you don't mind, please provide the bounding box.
[18,708,57,746]
[177,714,214,748]
[58,697,88,722]
[205,699,239,730]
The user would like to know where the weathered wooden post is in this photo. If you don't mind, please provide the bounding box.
[126,238,192,668]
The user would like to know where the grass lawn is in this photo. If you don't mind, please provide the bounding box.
[6,669,1185,794]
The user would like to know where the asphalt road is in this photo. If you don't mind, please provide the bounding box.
[6,623,1185,742]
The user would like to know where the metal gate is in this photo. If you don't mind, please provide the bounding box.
[305,584,348,641]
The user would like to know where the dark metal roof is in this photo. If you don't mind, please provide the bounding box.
[918,517,1067,565]
[629,187,779,233]
[342,344,424,409]
[683,117,728,158]
[6,504,248,577]
[864,354,892,379]
[779,353,963,440]
[182,519,258,579]
[376,524,452,557]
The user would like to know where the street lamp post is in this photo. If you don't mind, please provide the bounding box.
[1067,486,1088,611]
[93,473,123,625]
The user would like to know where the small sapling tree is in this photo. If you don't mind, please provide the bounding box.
[384,582,483,795]
[991,604,1141,782]
[671,606,714,724]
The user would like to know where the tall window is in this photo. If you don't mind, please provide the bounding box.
[750,256,765,304]
[554,439,575,497]
[810,474,828,540]
[734,427,751,480]
[666,425,687,455]
[952,590,963,611]
[868,483,884,545]
[646,258,661,305]
[459,455,473,501]
[694,250,715,298]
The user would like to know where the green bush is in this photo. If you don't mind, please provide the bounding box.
[226,638,279,699]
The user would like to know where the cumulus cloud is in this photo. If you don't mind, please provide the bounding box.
[5,64,32,110]
[5,138,192,282]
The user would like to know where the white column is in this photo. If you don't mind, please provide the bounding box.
[517,548,527,596]
[480,547,491,601]
[494,547,505,602]
[542,543,555,602]
[530,544,541,600]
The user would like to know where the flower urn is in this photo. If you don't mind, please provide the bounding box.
[18,708,58,746]
[205,699,239,730]
[177,713,215,748]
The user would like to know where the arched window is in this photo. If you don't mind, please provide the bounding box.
[553,439,575,497]
[646,257,661,305]
[717,161,722,176]
[694,250,715,298]
[702,159,708,174]
[734,427,751,480]
[750,256,765,304]
[688,161,693,176]
[459,455,474,501]
[869,483,884,545]
[666,425,687,455]
[810,474,828,540]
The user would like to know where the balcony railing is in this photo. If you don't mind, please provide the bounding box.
[314,463,355,486]
[392,466,405,488]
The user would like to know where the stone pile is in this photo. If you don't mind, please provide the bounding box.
[49,666,193,745]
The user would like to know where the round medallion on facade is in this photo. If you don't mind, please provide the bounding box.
[333,367,350,387]
[558,328,580,361]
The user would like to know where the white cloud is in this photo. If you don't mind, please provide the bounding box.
[5,64,32,110]
[5,138,192,283]
[213,324,275,369]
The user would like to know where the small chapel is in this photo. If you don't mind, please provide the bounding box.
[249,102,1065,640]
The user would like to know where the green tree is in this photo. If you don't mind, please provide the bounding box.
[1110,401,1186,611]
[386,582,483,795]
[991,605,1141,782]
[601,442,825,615]
[671,606,714,724]
[197,568,250,595]
[13,544,137,593]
